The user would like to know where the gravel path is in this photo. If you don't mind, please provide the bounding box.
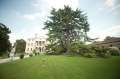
[0,55,29,64]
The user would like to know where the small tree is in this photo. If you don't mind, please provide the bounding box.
[33,49,36,53]
[19,54,24,59]
[33,49,37,55]
[109,46,120,56]
[15,39,26,53]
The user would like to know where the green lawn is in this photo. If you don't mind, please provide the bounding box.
[0,55,120,79]
[0,53,9,59]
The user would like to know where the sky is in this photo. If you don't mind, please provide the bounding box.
[0,0,120,45]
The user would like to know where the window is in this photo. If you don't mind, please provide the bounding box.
[110,45,113,47]
[28,43,29,46]
[27,48,29,51]
[31,48,32,51]
[31,43,33,46]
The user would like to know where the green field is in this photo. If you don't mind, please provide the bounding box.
[0,55,120,79]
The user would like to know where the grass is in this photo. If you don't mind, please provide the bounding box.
[0,53,9,59]
[0,53,23,59]
[0,55,120,79]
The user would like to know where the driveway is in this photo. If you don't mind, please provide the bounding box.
[0,55,29,64]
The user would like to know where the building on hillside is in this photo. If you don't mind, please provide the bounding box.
[88,38,120,50]
[25,33,49,54]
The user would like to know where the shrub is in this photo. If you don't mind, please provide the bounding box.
[84,53,97,58]
[67,51,75,56]
[69,42,94,56]
[97,53,111,58]
[29,54,33,57]
[37,53,39,55]
[19,54,24,59]
[109,47,120,56]
[104,53,111,58]
[35,53,37,55]
[33,49,36,53]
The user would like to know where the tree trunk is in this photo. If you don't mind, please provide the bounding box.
[66,25,70,53]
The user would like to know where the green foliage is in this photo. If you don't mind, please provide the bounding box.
[104,36,115,41]
[37,53,39,55]
[15,39,26,53]
[45,44,54,54]
[35,53,37,55]
[69,42,111,58]
[89,45,111,58]
[53,45,62,55]
[0,23,11,56]
[69,42,94,56]
[0,53,9,59]
[19,54,24,59]
[84,53,97,58]
[43,5,91,53]
[46,44,62,55]
[98,53,110,58]
[29,54,33,57]
[109,47,120,56]
[33,49,36,53]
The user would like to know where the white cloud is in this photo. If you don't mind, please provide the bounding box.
[105,24,120,36]
[45,0,78,10]
[32,26,48,38]
[8,33,21,46]
[29,0,78,20]
[22,29,26,32]
[111,4,120,11]
[88,24,120,41]
[15,12,20,16]
[32,0,78,10]
[104,0,116,7]
[98,8,102,11]
[23,11,46,20]
[23,14,35,20]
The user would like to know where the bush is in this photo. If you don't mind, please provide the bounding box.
[97,53,111,58]
[69,42,94,56]
[109,47,120,56]
[84,53,97,58]
[33,49,36,53]
[104,53,111,58]
[19,54,24,59]
[67,52,75,56]
[29,54,33,57]
[35,53,37,55]
[37,52,39,55]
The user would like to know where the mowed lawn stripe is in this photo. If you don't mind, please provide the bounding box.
[0,55,120,79]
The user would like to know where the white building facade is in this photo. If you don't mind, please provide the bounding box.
[25,33,48,54]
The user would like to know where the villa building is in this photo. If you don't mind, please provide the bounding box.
[25,33,48,54]
[89,38,120,50]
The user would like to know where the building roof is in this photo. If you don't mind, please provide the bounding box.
[92,38,120,45]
